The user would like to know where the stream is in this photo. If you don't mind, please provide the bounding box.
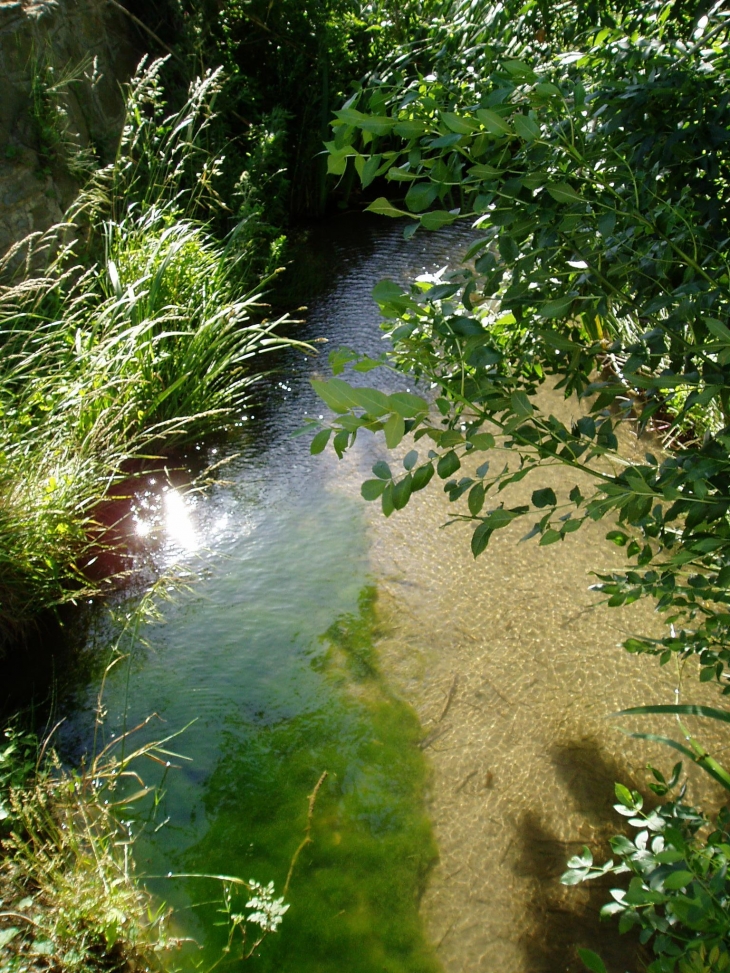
[59,215,725,973]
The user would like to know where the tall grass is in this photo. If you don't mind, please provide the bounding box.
[0,57,308,650]
[0,718,182,973]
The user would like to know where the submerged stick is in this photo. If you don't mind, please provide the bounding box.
[418,725,451,750]
[454,769,477,793]
[437,674,459,723]
[283,770,328,896]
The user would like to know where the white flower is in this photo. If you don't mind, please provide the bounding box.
[245,880,290,933]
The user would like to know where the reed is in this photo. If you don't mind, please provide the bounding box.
[0,58,308,650]
[0,719,180,973]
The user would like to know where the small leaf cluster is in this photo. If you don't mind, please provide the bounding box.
[308,375,430,459]
[562,771,730,973]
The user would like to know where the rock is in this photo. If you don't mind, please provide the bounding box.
[0,0,139,264]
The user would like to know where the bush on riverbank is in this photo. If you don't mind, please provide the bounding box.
[307,0,730,967]
[119,0,431,222]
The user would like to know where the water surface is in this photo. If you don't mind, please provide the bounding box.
[61,216,468,973]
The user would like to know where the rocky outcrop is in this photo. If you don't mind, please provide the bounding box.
[0,0,138,259]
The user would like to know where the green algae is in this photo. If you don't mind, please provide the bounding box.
[182,587,440,973]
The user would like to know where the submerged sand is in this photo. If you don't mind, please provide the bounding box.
[331,391,726,973]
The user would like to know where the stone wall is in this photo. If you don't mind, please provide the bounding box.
[0,0,138,259]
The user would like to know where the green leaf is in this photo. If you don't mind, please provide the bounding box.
[597,212,615,236]
[311,378,359,413]
[388,391,429,417]
[366,197,413,218]
[430,133,462,148]
[539,529,562,545]
[393,119,427,138]
[386,169,417,186]
[358,117,394,136]
[0,928,19,949]
[532,487,557,508]
[606,530,629,546]
[538,296,573,319]
[623,638,652,653]
[535,82,561,97]
[663,870,694,890]
[405,182,439,213]
[504,59,537,81]
[468,432,495,450]
[547,183,584,205]
[384,412,406,448]
[412,462,435,492]
[655,850,685,864]
[614,783,634,807]
[353,356,385,373]
[361,154,382,189]
[468,164,503,181]
[334,107,367,125]
[339,113,393,135]
[392,474,413,510]
[372,461,392,480]
[705,317,730,342]
[329,347,358,375]
[471,522,493,557]
[476,108,512,137]
[333,430,349,458]
[420,210,458,231]
[403,450,418,471]
[349,386,391,416]
[373,279,407,303]
[437,450,461,478]
[361,479,386,501]
[310,428,331,455]
[499,235,519,263]
[469,482,485,516]
[561,869,588,886]
[578,949,607,973]
[513,114,540,141]
[717,565,730,587]
[440,111,478,134]
[327,151,349,175]
[510,391,534,416]
[382,482,395,517]
[485,508,515,530]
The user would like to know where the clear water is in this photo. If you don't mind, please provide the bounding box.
[60,216,469,973]
[60,216,727,973]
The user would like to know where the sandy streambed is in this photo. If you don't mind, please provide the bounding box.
[331,393,726,973]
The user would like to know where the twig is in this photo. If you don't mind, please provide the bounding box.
[482,676,511,707]
[436,674,459,723]
[283,770,328,896]
[0,912,40,927]
[454,769,477,793]
[418,725,451,750]
[436,919,456,949]
[37,717,65,770]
